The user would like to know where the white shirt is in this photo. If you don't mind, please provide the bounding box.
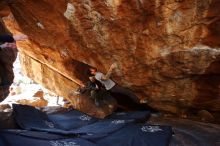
[95,72,116,90]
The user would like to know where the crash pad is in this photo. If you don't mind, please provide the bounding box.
[10,104,172,146]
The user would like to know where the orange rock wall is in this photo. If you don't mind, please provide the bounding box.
[2,0,220,116]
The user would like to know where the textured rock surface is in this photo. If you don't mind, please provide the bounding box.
[0,1,10,18]
[1,0,220,118]
[0,20,17,101]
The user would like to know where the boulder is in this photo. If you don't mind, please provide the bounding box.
[1,0,220,119]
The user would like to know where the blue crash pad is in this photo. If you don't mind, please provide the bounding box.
[1,129,66,140]
[108,111,150,121]
[73,119,133,140]
[11,104,172,146]
[0,130,97,146]
[48,110,98,130]
[97,124,172,146]
[13,104,98,135]
[12,104,75,135]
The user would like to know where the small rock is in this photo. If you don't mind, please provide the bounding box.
[17,97,48,107]
[3,108,12,112]
[198,110,215,122]
[0,104,11,111]
[33,90,44,98]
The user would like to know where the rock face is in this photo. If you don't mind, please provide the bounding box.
[0,20,17,101]
[1,0,220,118]
[0,1,10,18]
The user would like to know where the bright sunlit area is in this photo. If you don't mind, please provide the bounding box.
[1,53,65,109]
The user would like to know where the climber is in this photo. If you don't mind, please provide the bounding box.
[88,76,108,106]
[0,34,28,50]
[88,63,148,104]
[72,76,107,106]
